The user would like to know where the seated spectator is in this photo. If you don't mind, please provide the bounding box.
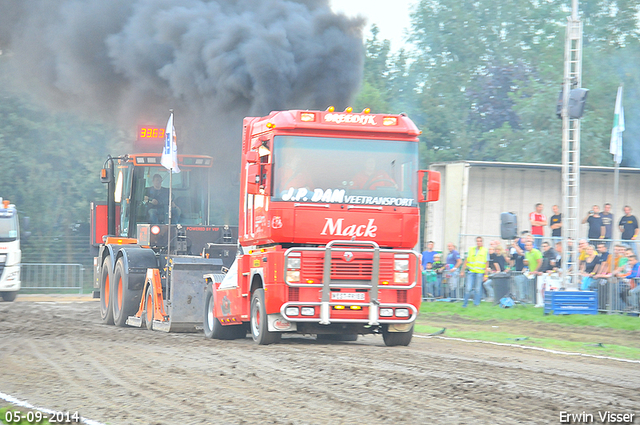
[554,242,563,271]
[351,157,397,190]
[578,239,589,269]
[515,240,542,302]
[535,241,560,306]
[594,242,612,279]
[621,255,640,310]
[539,241,558,273]
[612,245,630,277]
[484,242,508,303]
[144,174,181,224]
[508,239,525,272]
[580,245,600,290]
[278,154,312,190]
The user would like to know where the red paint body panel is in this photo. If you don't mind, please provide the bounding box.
[214,109,439,330]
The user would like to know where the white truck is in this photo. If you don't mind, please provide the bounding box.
[0,198,23,301]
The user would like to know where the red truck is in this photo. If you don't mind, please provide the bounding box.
[204,108,440,345]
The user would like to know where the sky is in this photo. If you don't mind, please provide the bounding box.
[329,0,418,51]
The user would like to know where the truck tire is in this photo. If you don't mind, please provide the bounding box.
[144,285,154,331]
[99,257,114,325]
[112,258,142,327]
[382,324,414,347]
[1,291,17,302]
[250,288,281,345]
[204,285,245,340]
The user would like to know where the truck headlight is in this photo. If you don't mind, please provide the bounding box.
[285,307,300,316]
[5,270,19,281]
[394,259,409,272]
[395,308,410,318]
[379,308,393,317]
[394,272,409,284]
[286,270,300,282]
[287,257,301,270]
[301,307,315,316]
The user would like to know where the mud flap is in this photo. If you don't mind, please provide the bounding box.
[267,313,297,332]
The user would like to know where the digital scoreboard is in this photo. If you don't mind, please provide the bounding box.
[137,126,165,141]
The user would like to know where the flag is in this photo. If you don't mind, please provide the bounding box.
[609,86,624,164]
[161,112,180,173]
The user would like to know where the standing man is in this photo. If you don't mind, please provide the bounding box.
[619,206,639,255]
[583,205,605,245]
[549,205,562,243]
[421,241,436,297]
[518,240,543,303]
[445,242,463,297]
[421,241,436,271]
[461,237,489,307]
[601,203,614,249]
[529,203,546,249]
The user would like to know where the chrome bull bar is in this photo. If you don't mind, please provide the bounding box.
[284,240,420,326]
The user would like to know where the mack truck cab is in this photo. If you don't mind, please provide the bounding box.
[204,108,440,346]
[0,199,25,302]
[92,153,237,331]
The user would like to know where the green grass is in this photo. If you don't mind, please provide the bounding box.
[415,302,640,360]
[414,324,640,360]
[419,301,640,331]
[0,406,54,424]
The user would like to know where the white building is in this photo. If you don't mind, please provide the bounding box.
[426,161,640,254]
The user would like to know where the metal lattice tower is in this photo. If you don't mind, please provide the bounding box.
[561,2,582,289]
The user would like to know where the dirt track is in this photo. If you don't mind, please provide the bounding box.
[1,297,639,425]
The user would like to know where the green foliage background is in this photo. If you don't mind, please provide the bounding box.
[0,57,122,262]
[354,0,640,170]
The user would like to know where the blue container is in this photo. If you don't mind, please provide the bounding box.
[544,291,598,315]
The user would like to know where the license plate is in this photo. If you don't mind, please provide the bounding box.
[331,292,365,301]
[0,254,5,262]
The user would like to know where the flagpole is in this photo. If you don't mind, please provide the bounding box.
[167,109,174,262]
[611,85,623,243]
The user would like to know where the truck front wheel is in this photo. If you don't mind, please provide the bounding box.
[1,291,17,302]
[112,258,141,327]
[99,257,114,325]
[250,288,281,345]
[382,324,414,347]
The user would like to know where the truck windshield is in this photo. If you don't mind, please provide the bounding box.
[0,212,18,242]
[272,136,419,207]
[130,166,210,228]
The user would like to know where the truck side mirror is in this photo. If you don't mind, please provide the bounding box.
[417,170,440,203]
[246,163,261,194]
[100,167,113,183]
[246,163,272,195]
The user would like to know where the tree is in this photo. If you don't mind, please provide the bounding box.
[0,61,120,253]
[391,0,640,167]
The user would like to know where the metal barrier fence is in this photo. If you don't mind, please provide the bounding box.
[421,271,640,314]
[21,263,85,294]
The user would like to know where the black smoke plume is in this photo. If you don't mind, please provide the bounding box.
[0,0,363,147]
[0,0,364,222]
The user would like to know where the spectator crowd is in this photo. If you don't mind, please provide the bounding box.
[421,203,640,311]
